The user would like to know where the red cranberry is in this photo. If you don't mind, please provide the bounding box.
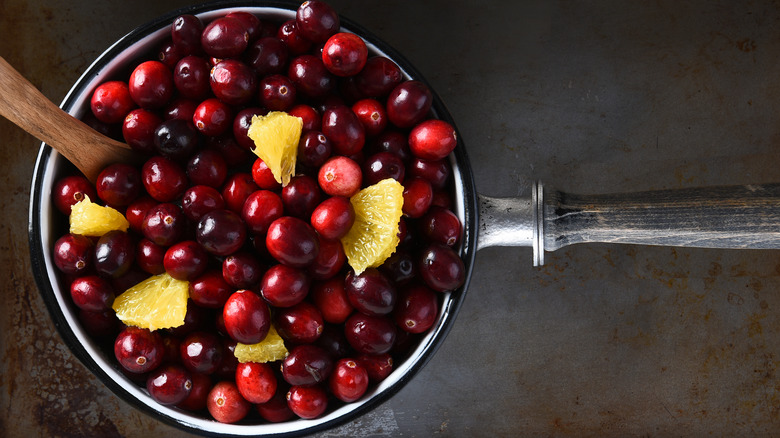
[173,55,210,100]
[180,331,224,374]
[171,15,204,55]
[222,251,264,289]
[409,157,450,189]
[354,56,403,98]
[189,269,233,308]
[357,353,393,382]
[352,98,387,137]
[288,55,335,99]
[226,11,262,41]
[177,372,212,412]
[233,107,267,151]
[164,97,199,122]
[94,230,135,278]
[311,196,354,240]
[317,156,362,197]
[266,216,320,268]
[221,172,259,213]
[125,196,156,234]
[136,238,166,275]
[409,119,457,160]
[386,80,432,128]
[344,313,397,355]
[129,60,174,109]
[287,385,328,420]
[345,268,396,316]
[251,158,282,190]
[419,206,461,246]
[142,202,185,246]
[402,177,433,218]
[329,358,369,402]
[70,275,114,312]
[210,59,257,106]
[394,283,439,334]
[157,39,185,70]
[201,16,249,58]
[259,74,297,111]
[257,391,295,423]
[418,243,466,292]
[207,381,251,424]
[296,0,340,43]
[289,104,321,131]
[277,20,312,55]
[142,156,188,202]
[196,209,247,256]
[275,301,324,344]
[96,163,142,207]
[322,105,365,155]
[309,236,346,280]
[244,36,289,76]
[236,362,277,404]
[297,130,332,169]
[123,109,162,155]
[362,151,405,186]
[90,80,136,124]
[260,264,310,308]
[147,364,193,405]
[53,175,97,215]
[242,190,283,235]
[193,97,233,136]
[114,326,164,374]
[281,344,333,386]
[164,240,208,281]
[311,276,353,324]
[281,174,322,219]
[53,234,93,275]
[223,289,271,344]
[182,185,226,221]
[322,32,368,77]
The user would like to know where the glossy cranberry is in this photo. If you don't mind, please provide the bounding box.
[368,130,411,162]
[171,15,204,55]
[344,313,396,355]
[419,206,461,246]
[90,80,136,124]
[196,209,247,256]
[226,11,262,42]
[154,118,200,161]
[189,269,233,308]
[177,372,211,411]
[172,56,210,100]
[164,240,208,281]
[289,104,321,131]
[266,216,320,268]
[356,352,393,382]
[207,133,250,166]
[236,362,277,404]
[257,391,295,423]
[163,97,199,122]
[70,275,114,312]
[239,190,282,236]
[418,243,466,292]
[281,174,322,219]
[136,238,166,275]
[287,384,327,420]
[233,107,267,151]
[94,230,135,278]
[311,276,353,324]
[322,105,365,155]
[281,344,333,386]
[322,32,368,77]
[129,60,174,109]
[296,0,340,43]
[96,163,142,207]
[251,158,282,190]
[122,109,162,155]
[310,237,346,280]
[317,156,362,197]
[207,381,251,424]
[277,20,312,55]
[244,36,289,76]
[142,202,185,246]
[221,172,259,213]
[362,151,405,186]
[187,148,228,188]
[260,264,310,308]
[386,80,433,128]
[53,175,97,215]
[345,268,396,316]
[352,98,387,137]
[223,289,270,344]
[275,301,324,344]
[379,248,417,286]
[409,119,457,160]
[142,155,188,202]
[402,177,433,218]
[179,331,224,374]
[354,56,403,99]
[78,309,119,339]
[223,251,264,289]
[114,326,164,374]
[329,358,369,402]
[210,59,257,106]
[124,196,155,234]
[394,283,439,334]
[258,74,296,111]
[193,97,233,136]
[295,131,329,171]
[147,364,193,406]
[201,16,249,58]
[310,196,354,240]
[288,55,335,99]
[409,157,450,190]
[157,39,185,70]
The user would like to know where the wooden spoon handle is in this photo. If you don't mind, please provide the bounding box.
[0,56,135,181]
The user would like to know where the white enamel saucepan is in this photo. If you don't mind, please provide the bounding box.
[22,1,780,436]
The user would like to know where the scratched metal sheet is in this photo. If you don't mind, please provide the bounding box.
[2,0,780,436]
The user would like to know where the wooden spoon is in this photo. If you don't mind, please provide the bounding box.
[0,56,137,182]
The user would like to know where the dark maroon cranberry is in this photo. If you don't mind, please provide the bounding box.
[164,240,208,281]
[418,243,466,292]
[192,97,233,137]
[281,174,322,219]
[275,301,324,344]
[244,36,289,76]
[233,107,267,151]
[297,130,332,169]
[189,269,233,308]
[167,299,215,338]
[147,364,193,406]
[362,151,405,186]
[287,384,328,420]
[154,118,200,161]
[206,134,250,167]
[345,268,396,316]
[94,230,135,278]
[402,177,433,218]
[310,196,354,240]
[163,97,199,122]
[182,185,225,222]
[251,158,282,190]
[322,32,368,77]
[142,155,188,202]
[173,55,210,100]
[344,313,396,355]
[322,105,365,155]
[196,209,247,256]
[296,0,339,43]
[356,352,393,382]
[129,60,174,109]
[368,131,410,163]
[379,248,416,286]
[90,80,136,124]
[311,276,353,324]
[201,16,249,58]
[171,15,204,54]
[277,20,312,55]
[235,362,276,404]
[177,371,211,412]
[210,59,257,106]
[354,56,403,99]
[78,309,119,339]
[114,326,164,374]
[157,39,185,69]
[242,190,283,235]
[222,172,260,213]
[309,237,346,280]
[352,98,387,137]
[314,323,351,359]
[288,55,335,99]
[223,289,271,344]
[226,11,262,42]
[329,358,369,402]
[419,206,461,247]
[96,163,142,207]
[142,202,185,246]
[123,108,163,155]
[207,381,251,424]
[259,74,297,111]
[214,339,239,379]
[111,266,148,293]
[136,238,166,275]
[386,80,433,128]
[186,149,228,188]
[53,175,97,215]
[179,331,224,374]
[260,264,310,308]
[394,283,439,334]
[281,344,333,386]
[70,275,114,312]
[265,216,320,268]
[409,157,450,189]
[289,104,321,131]
[222,251,264,289]
[257,390,295,423]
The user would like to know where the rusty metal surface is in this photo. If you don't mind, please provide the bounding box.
[3,0,780,436]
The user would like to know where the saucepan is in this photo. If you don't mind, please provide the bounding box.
[24,0,780,436]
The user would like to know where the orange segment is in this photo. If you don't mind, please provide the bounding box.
[234,325,288,363]
[69,195,129,236]
[247,111,302,187]
[112,273,189,331]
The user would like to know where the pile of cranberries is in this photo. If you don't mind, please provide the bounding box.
[51,1,466,425]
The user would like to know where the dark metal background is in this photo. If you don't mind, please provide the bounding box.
[3,0,780,436]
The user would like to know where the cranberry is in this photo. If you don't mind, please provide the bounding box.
[344,313,396,355]
[177,372,212,411]
[53,234,92,276]
[286,385,328,419]
[210,59,257,106]
[146,364,193,406]
[257,391,295,423]
[207,381,251,424]
[356,353,393,382]
[288,55,335,99]
[281,174,322,219]
[166,299,214,338]
[70,275,114,312]
[226,11,262,42]
[242,190,283,235]
[236,362,277,404]
[409,119,457,160]
[345,268,396,316]
[277,20,312,55]
[251,158,282,190]
[174,55,211,100]
[114,326,164,374]
[322,105,365,155]
[201,16,249,58]
[419,206,461,246]
[354,56,403,98]
[233,107,267,151]
[215,340,240,379]
[369,130,411,162]
[266,216,320,268]
[296,0,340,43]
[164,240,208,281]
[310,236,346,280]
[129,60,174,109]
[96,163,142,207]
[196,209,247,256]
[221,172,259,213]
[275,301,324,344]
[182,185,225,221]
[157,39,185,70]
[53,175,97,215]
[310,196,354,240]
[322,32,368,77]
[315,323,351,358]
[352,98,387,137]
[153,118,200,161]
[402,177,433,218]
[189,269,233,308]
[136,238,166,275]
[142,202,185,246]
[289,104,321,131]
[409,157,450,190]
[379,248,417,286]
[311,276,353,324]
[386,80,432,128]
[94,230,135,278]
[180,331,224,374]
[171,15,204,55]
[418,243,466,292]
[281,344,333,386]
[125,196,156,233]
[329,358,369,402]
[317,156,362,197]
[362,151,405,186]
[164,97,199,122]
[394,283,439,334]
[78,309,119,339]
[259,74,297,111]
[244,36,289,76]
[142,155,188,202]
[193,97,233,136]
[222,251,264,289]
[223,289,270,344]
[207,133,250,166]
[260,264,310,308]
[123,109,163,155]
[297,130,332,169]
[90,81,136,124]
